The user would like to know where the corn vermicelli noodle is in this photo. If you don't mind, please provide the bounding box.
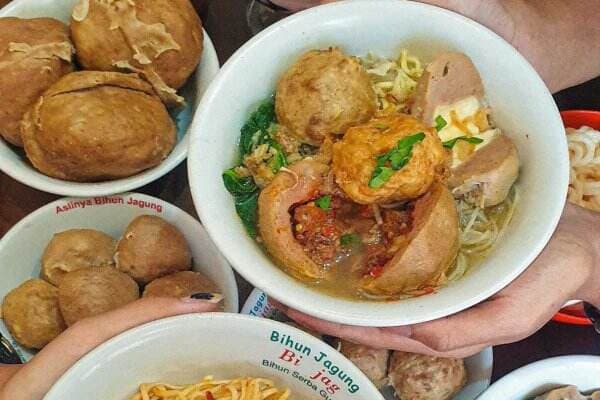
[567,126,600,211]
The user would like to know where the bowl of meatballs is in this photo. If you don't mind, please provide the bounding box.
[0,193,238,361]
[188,0,568,326]
[0,0,219,197]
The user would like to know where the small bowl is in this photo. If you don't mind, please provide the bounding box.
[478,355,600,399]
[44,313,384,399]
[188,0,568,326]
[0,193,238,362]
[0,0,220,197]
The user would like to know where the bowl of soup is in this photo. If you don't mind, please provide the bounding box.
[44,313,384,400]
[187,0,568,326]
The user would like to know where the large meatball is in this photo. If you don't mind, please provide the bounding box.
[58,267,139,326]
[338,340,389,389]
[21,71,176,182]
[70,0,203,103]
[115,215,192,284]
[333,113,448,204]
[388,352,467,400]
[143,271,217,298]
[0,17,74,146]
[276,48,376,145]
[41,229,116,286]
[2,279,66,349]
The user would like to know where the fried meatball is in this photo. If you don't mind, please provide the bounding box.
[20,71,176,182]
[58,267,139,326]
[143,271,217,298]
[276,48,376,145]
[0,17,74,146]
[333,113,447,204]
[41,229,116,286]
[339,340,389,389]
[389,352,467,400]
[70,0,203,104]
[115,215,192,284]
[2,279,66,349]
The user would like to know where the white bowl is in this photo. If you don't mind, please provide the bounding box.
[0,193,238,362]
[0,0,220,197]
[188,0,568,326]
[479,355,600,399]
[44,313,384,400]
[242,288,493,400]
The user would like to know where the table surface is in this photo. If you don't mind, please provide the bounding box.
[1,0,599,383]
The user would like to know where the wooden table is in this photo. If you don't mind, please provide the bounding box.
[1,0,599,383]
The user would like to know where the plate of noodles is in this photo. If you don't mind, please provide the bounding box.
[188,0,568,326]
[44,313,384,400]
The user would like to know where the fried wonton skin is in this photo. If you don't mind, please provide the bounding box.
[276,48,377,145]
[70,0,203,105]
[333,113,448,205]
[21,71,176,182]
[0,17,74,146]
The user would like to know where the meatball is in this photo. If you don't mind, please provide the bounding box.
[70,0,203,104]
[58,267,139,326]
[388,351,467,400]
[41,229,116,286]
[338,340,389,389]
[332,113,448,204]
[276,48,376,145]
[115,215,192,284]
[2,279,66,349]
[0,17,74,146]
[143,271,217,298]
[20,71,176,182]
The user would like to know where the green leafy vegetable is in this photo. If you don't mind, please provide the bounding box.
[235,192,259,238]
[443,136,484,149]
[434,115,447,132]
[222,168,257,195]
[265,139,287,173]
[340,233,361,247]
[368,132,426,188]
[239,98,276,156]
[314,195,332,211]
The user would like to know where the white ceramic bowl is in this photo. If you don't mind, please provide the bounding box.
[0,0,220,197]
[0,193,238,362]
[44,313,384,400]
[188,0,568,326]
[479,355,600,399]
[242,288,494,400]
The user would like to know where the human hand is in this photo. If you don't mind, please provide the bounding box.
[0,295,221,400]
[276,203,600,358]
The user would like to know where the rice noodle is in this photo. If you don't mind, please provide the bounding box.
[567,126,600,211]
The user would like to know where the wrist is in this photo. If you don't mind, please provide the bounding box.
[572,208,600,308]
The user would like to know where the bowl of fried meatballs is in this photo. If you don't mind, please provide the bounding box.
[0,0,219,196]
[0,193,238,360]
[188,0,569,326]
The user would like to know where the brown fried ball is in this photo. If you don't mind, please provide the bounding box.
[388,351,467,400]
[2,279,66,349]
[332,113,448,204]
[58,267,139,326]
[41,229,116,286]
[0,17,74,146]
[143,271,217,298]
[20,71,176,182]
[275,48,376,145]
[339,340,389,389]
[115,215,192,284]
[70,0,203,104]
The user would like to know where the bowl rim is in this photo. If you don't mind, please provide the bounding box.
[0,0,220,197]
[188,0,568,326]
[44,312,385,399]
[561,109,600,130]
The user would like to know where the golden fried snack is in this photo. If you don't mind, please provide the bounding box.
[339,340,389,389]
[21,71,176,182]
[70,0,203,105]
[333,113,447,204]
[58,267,139,326]
[388,351,467,400]
[2,279,66,349]
[0,17,73,146]
[143,271,217,298]
[41,229,116,286]
[276,48,376,145]
[115,215,192,284]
